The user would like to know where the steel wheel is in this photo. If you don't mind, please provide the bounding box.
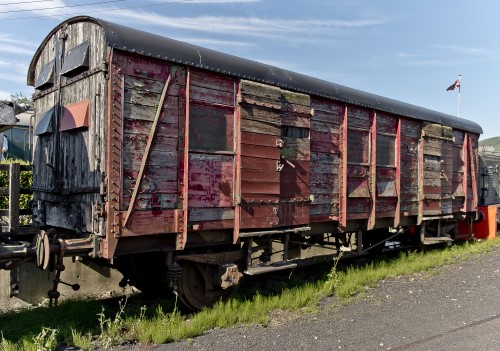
[177,261,234,311]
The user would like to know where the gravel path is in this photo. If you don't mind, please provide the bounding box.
[101,247,500,351]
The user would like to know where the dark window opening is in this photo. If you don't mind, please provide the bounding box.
[347,129,369,164]
[61,41,90,77]
[281,126,309,139]
[189,104,234,151]
[376,134,396,167]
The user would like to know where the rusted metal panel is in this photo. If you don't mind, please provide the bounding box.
[59,99,90,131]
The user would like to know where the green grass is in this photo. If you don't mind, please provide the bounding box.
[1,239,500,350]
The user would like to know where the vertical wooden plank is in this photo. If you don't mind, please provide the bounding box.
[394,118,401,227]
[178,69,190,250]
[103,50,122,259]
[469,135,478,211]
[461,134,469,212]
[339,105,348,229]
[8,163,20,232]
[234,82,241,243]
[417,129,424,224]
[368,112,376,230]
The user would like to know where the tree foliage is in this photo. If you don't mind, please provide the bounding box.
[10,93,34,114]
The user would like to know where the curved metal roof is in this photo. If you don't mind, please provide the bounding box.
[28,16,482,134]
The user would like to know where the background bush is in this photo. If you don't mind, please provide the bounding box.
[0,160,32,224]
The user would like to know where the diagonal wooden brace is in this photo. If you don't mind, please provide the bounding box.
[123,73,172,227]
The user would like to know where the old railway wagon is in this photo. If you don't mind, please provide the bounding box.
[26,16,481,309]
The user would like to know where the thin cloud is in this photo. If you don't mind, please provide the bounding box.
[0,0,68,18]
[179,0,260,2]
[0,34,36,55]
[107,10,385,38]
[395,52,421,59]
[0,90,13,100]
[178,37,254,48]
[0,60,29,85]
[434,44,500,62]
[434,44,488,55]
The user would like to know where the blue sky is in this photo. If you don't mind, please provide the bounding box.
[1,0,499,140]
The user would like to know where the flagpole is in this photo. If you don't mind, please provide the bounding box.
[458,84,460,117]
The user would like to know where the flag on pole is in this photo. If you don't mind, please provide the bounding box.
[446,75,461,91]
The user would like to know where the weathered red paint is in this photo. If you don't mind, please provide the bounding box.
[96,49,482,257]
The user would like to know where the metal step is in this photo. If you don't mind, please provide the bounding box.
[244,262,297,276]
[422,236,453,245]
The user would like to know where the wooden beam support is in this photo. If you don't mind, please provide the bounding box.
[394,118,401,227]
[339,105,348,229]
[234,81,241,244]
[368,111,376,230]
[462,134,469,212]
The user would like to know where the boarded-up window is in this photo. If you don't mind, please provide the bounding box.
[347,129,369,164]
[189,103,234,151]
[376,134,396,167]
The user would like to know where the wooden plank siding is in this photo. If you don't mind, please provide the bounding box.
[111,52,185,236]
[309,97,341,221]
[399,119,421,217]
[375,113,398,220]
[279,90,311,226]
[346,106,372,221]
[187,70,237,229]
[421,123,454,216]
[239,81,282,229]
[239,80,311,229]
